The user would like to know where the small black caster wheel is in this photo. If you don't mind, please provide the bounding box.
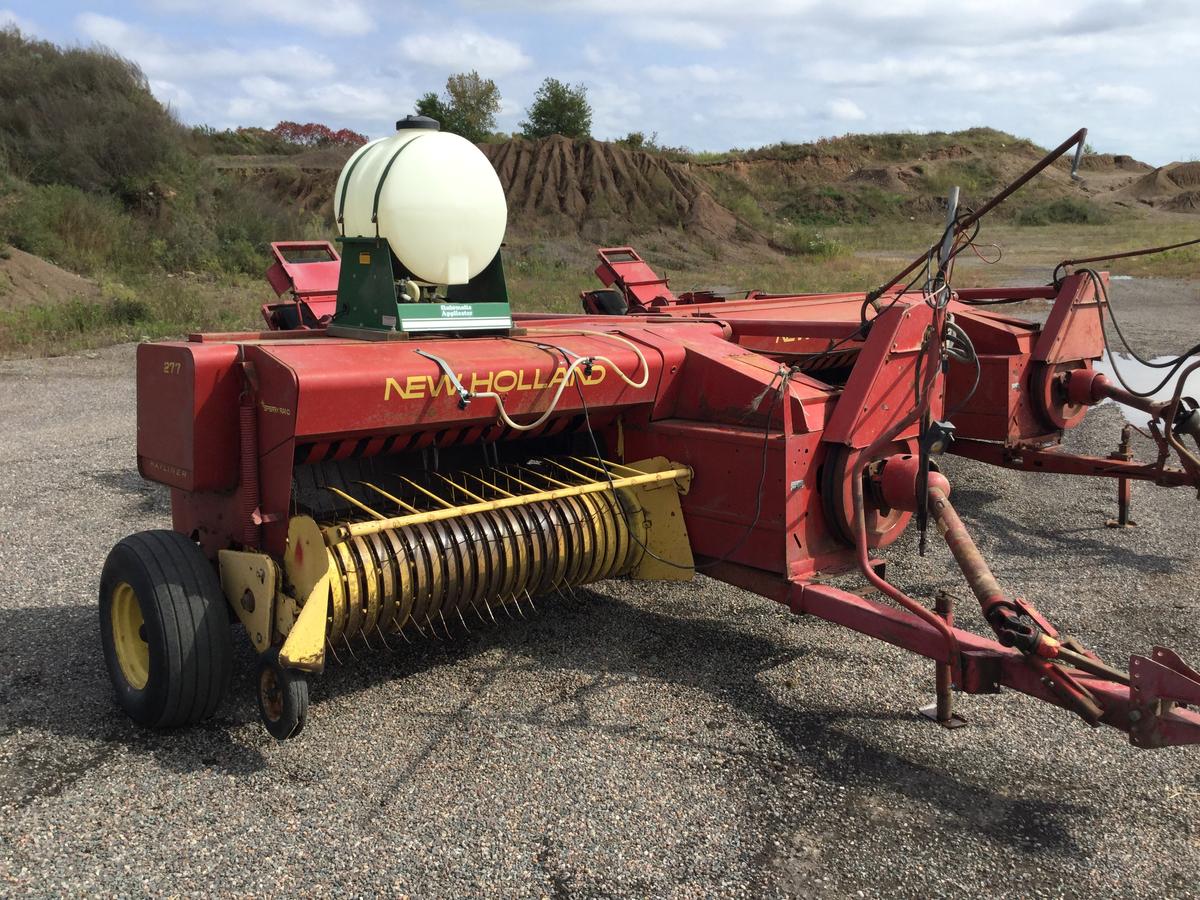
[256,647,308,740]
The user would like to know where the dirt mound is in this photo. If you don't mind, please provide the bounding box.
[1164,190,1200,213]
[1119,162,1200,211]
[922,145,972,160]
[0,247,103,310]
[846,166,909,192]
[484,137,759,243]
[1168,162,1200,188]
[1079,153,1150,172]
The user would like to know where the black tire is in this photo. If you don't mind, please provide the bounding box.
[256,647,309,740]
[99,530,233,728]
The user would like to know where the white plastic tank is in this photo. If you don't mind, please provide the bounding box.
[333,115,507,285]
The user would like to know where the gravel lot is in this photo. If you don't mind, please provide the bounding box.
[1,278,1198,898]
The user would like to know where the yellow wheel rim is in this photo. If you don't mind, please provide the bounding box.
[111,581,150,690]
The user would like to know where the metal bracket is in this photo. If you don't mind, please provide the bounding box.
[218,549,279,653]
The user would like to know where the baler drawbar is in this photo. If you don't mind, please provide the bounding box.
[100,121,1200,748]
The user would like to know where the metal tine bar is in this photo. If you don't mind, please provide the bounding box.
[438,610,455,640]
[409,616,428,639]
[342,634,359,660]
[326,637,343,665]
[424,614,442,640]
[545,459,600,484]
[483,596,499,623]
[457,607,471,634]
[497,470,546,494]
[360,629,375,651]
[433,473,487,503]
[524,588,538,612]
[466,472,517,498]
[325,486,387,521]
[571,456,642,477]
[356,480,421,513]
[515,465,573,490]
[375,625,395,652]
[396,475,457,509]
[510,593,527,618]
[396,623,412,644]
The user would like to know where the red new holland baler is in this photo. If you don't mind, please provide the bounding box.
[100,122,1200,746]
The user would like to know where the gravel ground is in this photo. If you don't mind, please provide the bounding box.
[1,278,1198,898]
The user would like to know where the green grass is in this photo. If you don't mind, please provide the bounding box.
[773,226,850,258]
[1015,197,1111,226]
[4,215,1194,357]
[0,274,262,356]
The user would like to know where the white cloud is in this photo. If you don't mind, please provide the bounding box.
[646,64,728,84]
[150,79,196,112]
[1091,84,1153,106]
[398,30,532,76]
[628,19,727,49]
[227,81,398,124]
[144,0,371,36]
[0,7,35,33]
[76,13,336,81]
[827,98,865,121]
[0,7,37,33]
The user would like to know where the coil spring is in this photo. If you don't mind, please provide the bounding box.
[324,488,639,643]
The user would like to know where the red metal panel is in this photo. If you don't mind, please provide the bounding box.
[136,342,240,492]
[594,247,677,309]
[267,241,341,300]
[1032,272,1106,364]
[822,304,940,449]
[248,328,689,444]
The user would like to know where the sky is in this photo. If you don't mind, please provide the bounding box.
[1,1,1196,164]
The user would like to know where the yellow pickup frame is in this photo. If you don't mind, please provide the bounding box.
[612,457,694,581]
[279,515,330,673]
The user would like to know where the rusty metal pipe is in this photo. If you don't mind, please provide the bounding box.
[933,591,955,722]
[926,482,1017,627]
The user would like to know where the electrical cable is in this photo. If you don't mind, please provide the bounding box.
[416,330,650,433]
[1081,267,1200,398]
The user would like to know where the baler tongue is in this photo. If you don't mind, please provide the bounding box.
[1128,647,1200,747]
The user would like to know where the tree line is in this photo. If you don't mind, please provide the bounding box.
[416,72,592,144]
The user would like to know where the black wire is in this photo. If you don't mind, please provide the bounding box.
[947,350,982,419]
[1083,267,1200,398]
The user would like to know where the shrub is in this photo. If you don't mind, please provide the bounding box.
[1015,198,1109,226]
[190,126,307,156]
[0,28,187,201]
[779,185,905,225]
[521,78,592,140]
[0,182,141,273]
[269,122,367,148]
[775,226,849,258]
[920,159,1000,197]
[415,72,501,145]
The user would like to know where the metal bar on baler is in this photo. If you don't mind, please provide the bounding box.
[324,466,692,545]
